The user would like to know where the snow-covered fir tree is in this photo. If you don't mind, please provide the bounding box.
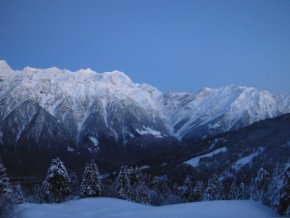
[131,166,150,204]
[144,173,153,189]
[265,164,284,208]
[80,159,102,198]
[0,157,13,218]
[172,183,180,196]
[252,166,271,201]
[278,162,290,216]
[13,182,25,204]
[228,179,239,200]
[237,182,249,200]
[80,164,95,197]
[134,180,150,205]
[40,158,71,203]
[160,178,171,195]
[192,180,205,202]
[113,165,132,201]
[181,176,194,201]
[203,174,224,201]
[127,166,136,186]
[90,159,100,176]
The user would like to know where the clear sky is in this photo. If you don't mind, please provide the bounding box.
[0,0,289,94]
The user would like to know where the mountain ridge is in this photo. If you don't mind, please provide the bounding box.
[1,60,289,144]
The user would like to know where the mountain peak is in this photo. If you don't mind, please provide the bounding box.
[101,70,133,85]
[0,60,12,70]
[0,60,16,80]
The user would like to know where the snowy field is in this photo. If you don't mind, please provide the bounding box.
[14,197,276,218]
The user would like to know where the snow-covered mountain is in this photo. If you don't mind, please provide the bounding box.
[0,60,289,148]
[161,85,290,141]
[0,60,169,149]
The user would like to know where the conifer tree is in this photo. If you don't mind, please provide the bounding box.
[89,159,102,196]
[181,176,194,201]
[14,182,25,204]
[127,166,136,186]
[0,158,13,218]
[237,182,249,200]
[192,180,205,202]
[252,167,271,201]
[134,180,150,204]
[160,178,170,194]
[40,158,71,203]
[204,175,224,201]
[278,162,290,216]
[80,164,93,197]
[172,183,180,196]
[80,159,101,198]
[131,166,150,204]
[265,164,283,208]
[229,179,239,200]
[114,165,132,201]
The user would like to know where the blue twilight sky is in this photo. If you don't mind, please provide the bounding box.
[0,0,289,94]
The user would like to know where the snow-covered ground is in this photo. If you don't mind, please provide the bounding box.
[232,147,265,171]
[14,197,276,218]
[186,147,228,167]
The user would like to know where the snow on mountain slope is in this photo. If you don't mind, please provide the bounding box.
[14,197,276,218]
[0,60,289,146]
[0,60,168,147]
[160,85,290,141]
[186,147,228,167]
[232,147,265,171]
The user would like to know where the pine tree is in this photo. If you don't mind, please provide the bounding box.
[14,182,25,204]
[278,162,290,216]
[113,165,132,201]
[204,175,224,201]
[80,159,102,198]
[181,176,194,201]
[192,180,205,201]
[160,178,170,194]
[134,180,150,204]
[128,166,136,186]
[252,167,271,201]
[265,164,284,208]
[124,166,150,204]
[228,179,239,200]
[172,183,180,196]
[80,164,94,197]
[40,158,71,203]
[0,157,13,218]
[89,159,102,196]
[144,173,153,189]
[237,182,249,200]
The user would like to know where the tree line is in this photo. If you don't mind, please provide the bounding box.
[1,157,289,217]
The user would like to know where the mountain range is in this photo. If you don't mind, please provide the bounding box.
[0,60,289,173]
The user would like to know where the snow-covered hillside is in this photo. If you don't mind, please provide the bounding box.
[14,197,276,218]
[186,147,228,167]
